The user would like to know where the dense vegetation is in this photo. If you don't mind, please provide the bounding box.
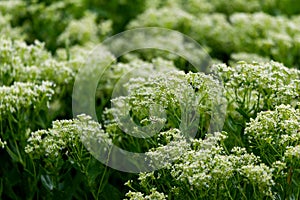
[0,0,299,199]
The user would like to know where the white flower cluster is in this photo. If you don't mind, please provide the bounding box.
[129,6,300,67]
[229,52,270,65]
[125,188,167,200]
[112,19,211,67]
[99,58,177,96]
[128,7,195,30]
[144,0,214,14]
[245,105,300,162]
[25,114,111,160]
[285,145,300,161]
[145,0,295,16]
[228,12,300,66]
[0,137,6,149]
[58,11,109,46]
[127,132,275,199]
[172,134,274,197]
[104,70,225,144]
[244,104,300,194]
[240,163,274,196]
[213,61,299,118]
[145,129,190,169]
[56,42,115,77]
[0,12,23,39]
[0,81,54,119]
[0,37,74,85]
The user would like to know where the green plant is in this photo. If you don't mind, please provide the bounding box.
[25,114,117,199]
[1,1,300,199]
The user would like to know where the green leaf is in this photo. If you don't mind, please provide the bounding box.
[100,184,122,200]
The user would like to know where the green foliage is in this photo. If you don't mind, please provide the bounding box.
[0,81,55,199]
[245,105,300,197]
[25,114,116,199]
[0,0,300,199]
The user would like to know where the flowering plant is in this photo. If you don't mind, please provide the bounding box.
[1,1,300,199]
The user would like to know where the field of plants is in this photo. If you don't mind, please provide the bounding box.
[0,0,299,199]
